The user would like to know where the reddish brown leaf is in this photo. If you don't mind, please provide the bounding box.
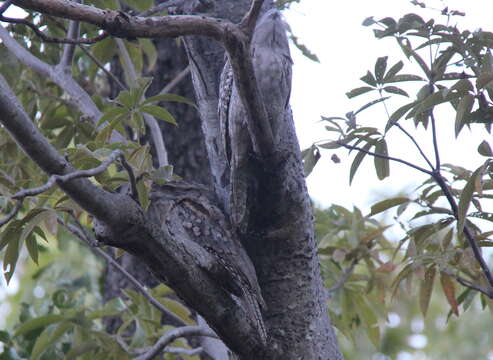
[440,273,459,316]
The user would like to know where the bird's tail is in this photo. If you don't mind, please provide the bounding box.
[242,288,267,344]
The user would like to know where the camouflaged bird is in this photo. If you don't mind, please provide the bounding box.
[219,9,293,231]
[147,181,267,342]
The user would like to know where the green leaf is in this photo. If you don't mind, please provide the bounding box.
[360,71,377,87]
[142,93,196,108]
[349,142,373,185]
[385,101,418,131]
[3,234,20,284]
[31,321,74,360]
[455,94,474,137]
[302,145,321,177]
[140,105,177,125]
[25,233,38,265]
[478,140,493,157]
[457,167,482,233]
[115,90,134,109]
[353,294,380,348]
[0,330,10,343]
[385,74,424,83]
[374,139,390,180]
[53,125,75,149]
[415,89,463,117]
[151,165,174,185]
[159,298,194,325]
[374,56,388,83]
[398,37,431,78]
[97,107,129,127]
[346,86,374,99]
[362,16,375,26]
[354,97,390,116]
[318,141,341,149]
[369,197,409,216]
[20,210,49,242]
[91,37,116,65]
[383,60,404,82]
[383,86,409,97]
[13,314,65,337]
[419,266,436,317]
[138,38,157,71]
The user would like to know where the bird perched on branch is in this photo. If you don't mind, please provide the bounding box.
[147,181,267,342]
[219,9,293,230]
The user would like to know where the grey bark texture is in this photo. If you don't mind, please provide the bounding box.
[2,0,344,358]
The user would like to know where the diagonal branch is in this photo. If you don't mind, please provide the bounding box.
[337,141,434,176]
[0,14,109,44]
[239,0,265,38]
[60,216,188,325]
[12,0,275,157]
[0,0,13,15]
[115,38,169,167]
[0,24,101,123]
[10,150,122,200]
[135,326,217,360]
[0,74,268,357]
[0,74,123,223]
[0,201,22,227]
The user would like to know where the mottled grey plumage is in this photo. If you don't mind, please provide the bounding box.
[251,9,293,141]
[219,9,293,230]
[147,181,266,342]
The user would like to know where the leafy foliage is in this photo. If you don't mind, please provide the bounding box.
[305,4,493,356]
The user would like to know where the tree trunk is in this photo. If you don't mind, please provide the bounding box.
[0,0,344,358]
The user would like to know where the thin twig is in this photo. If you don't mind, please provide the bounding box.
[78,44,127,91]
[337,141,434,176]
[429,109,441,169]
[239,0,265,39]
[135,326,218,360]
[158,66,190,95]
[59,12,80,68]
[380,93,435,170]
[60,216,188,326]
[26,86,79,109]
[0,201,22,227]
[132,345,203,356]
[433,173,493,290]
[0,15,109,44]
[327,259,357,297]
[394,122,435,170]
[442,269,493,298]
[119,155,139,202]
[0,0,13,15]
[11,150,122,200]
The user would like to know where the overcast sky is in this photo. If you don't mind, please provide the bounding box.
[285,0,493,211]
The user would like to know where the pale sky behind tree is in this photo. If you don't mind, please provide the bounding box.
[286,0,493,212]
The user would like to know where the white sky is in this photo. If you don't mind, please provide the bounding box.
[286,0,493,211]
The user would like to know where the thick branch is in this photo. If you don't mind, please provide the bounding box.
[0,14,108,44]
[61,217,188,325]
[0,24,101,123]
[12,0,275,157]
[0,74,268,357]
[0,75,125,224]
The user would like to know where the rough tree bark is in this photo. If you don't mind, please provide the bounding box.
[0,0,343,358]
